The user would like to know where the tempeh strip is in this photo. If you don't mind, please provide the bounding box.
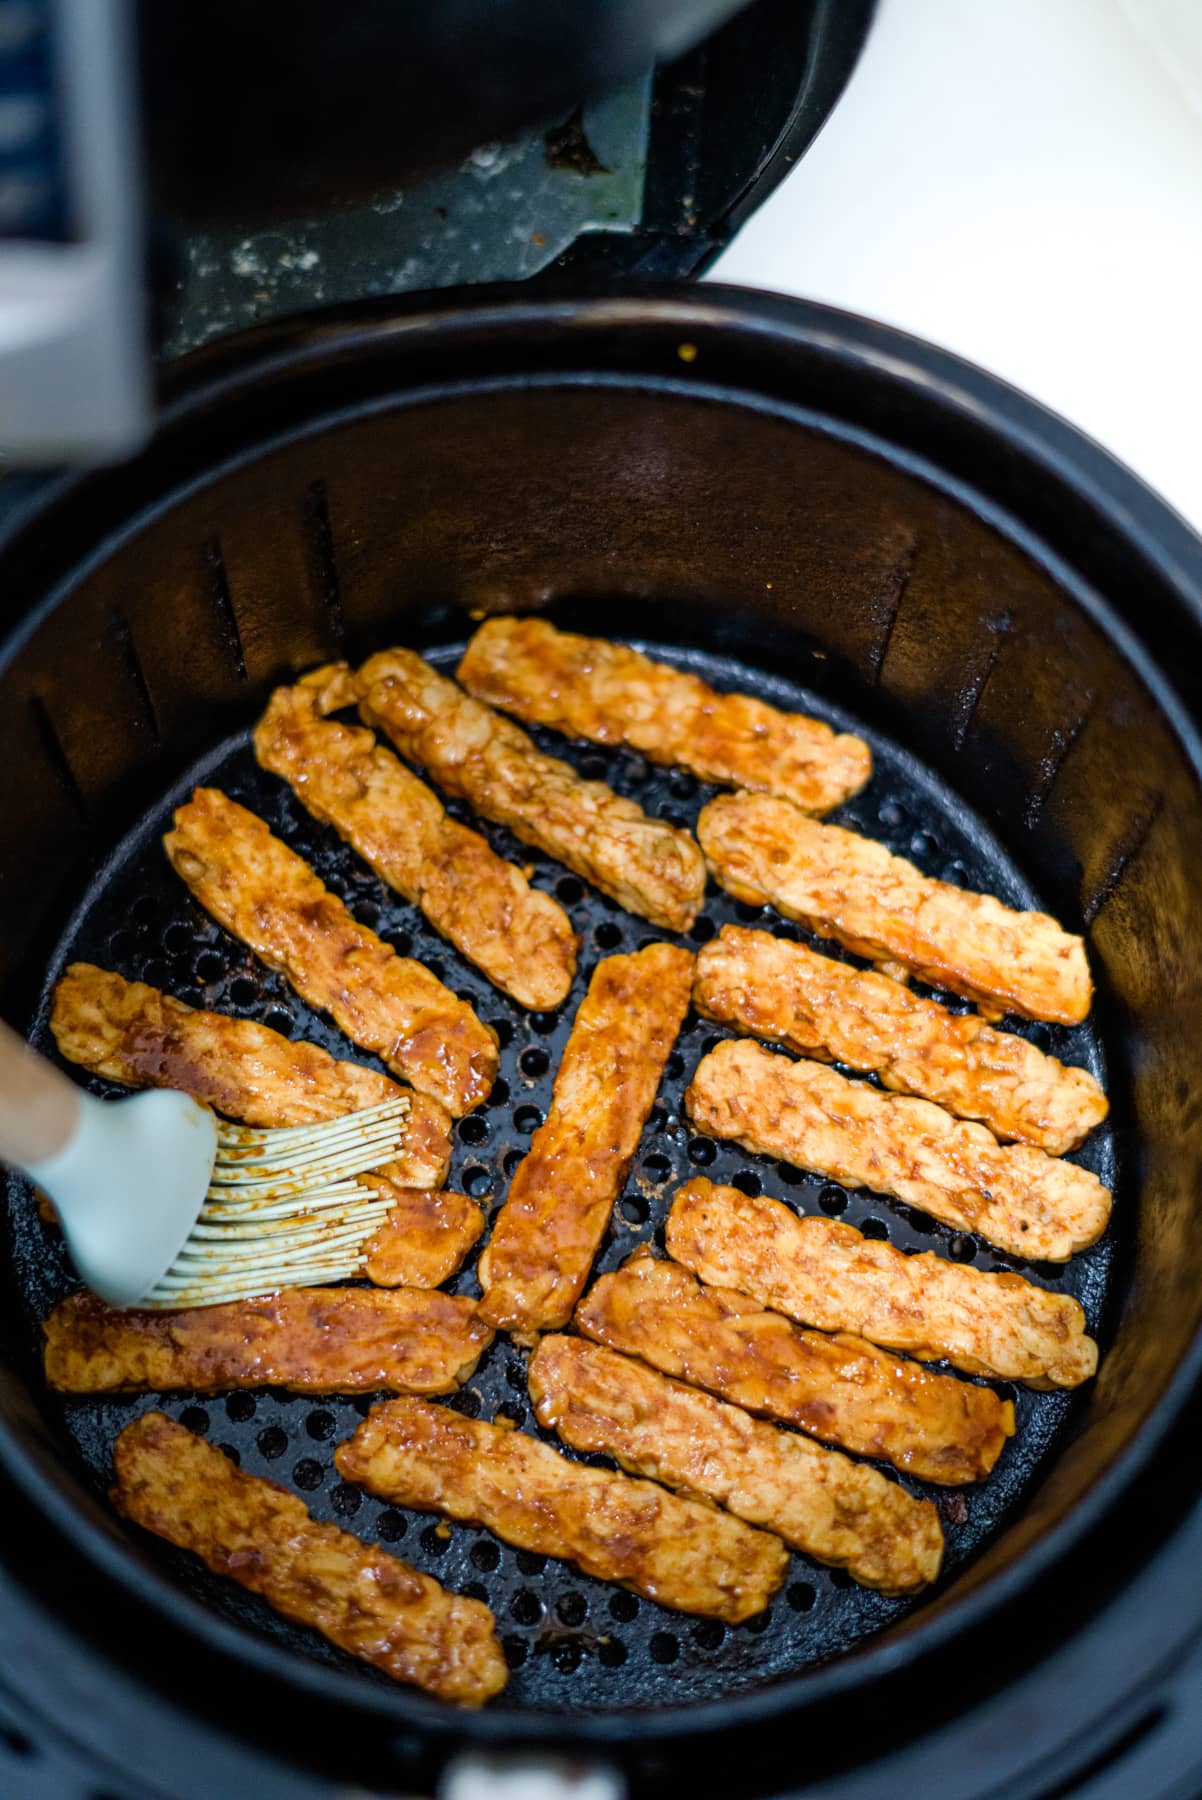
[50,963,450,1178]
[528,1335,943,1594]
[693,925,1107,1153]
[44,1286,492,1395]
[348,648,705,932]
[112,1412,506,1704]
[254,668,577,1010]
[667,1178,1097,1389]
[698,791,1091,1025]
[685,1039,1111,1262]
[50,963,481,1289]
[458,616,871,815]
[575,1251,1014,1485]
[164,787,498,1116]
[478,943,693,1340]
[357,1189,482,1289]
[335,1397,787,1623]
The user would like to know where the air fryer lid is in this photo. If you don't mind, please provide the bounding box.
[139,0,752,220]
[1,290,1202,1795]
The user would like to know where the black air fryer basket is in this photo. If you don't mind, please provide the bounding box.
[2,288,1202,1799]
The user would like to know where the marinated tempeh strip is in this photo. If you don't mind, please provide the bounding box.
[479,944,693,1340]
[529,1335,943,1594]
[164,787,498,1116]
[335,1397,787,1623]
[575,1251,1014,1485]
[357,1189,482,1289]
[254,668,577,1010]
[50,962,452,1185]
[686,1039,1111,1262]
[50,963,481,1289]
[698,791,1091,1025]
[112,1412,506,1704]
[348,648,705,932]
[459,616,872,815]
[694,925,1107,1153]
[45,1286,492,1395]
[667,1179,1097,1389]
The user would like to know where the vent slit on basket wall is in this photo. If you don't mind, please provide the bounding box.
[205,536,249,682]
[949,613,1010,751]
[110,611,162,748]
[867,534,918,685]
[301,477,346,648]
[1083,789,1165,926]
[27,693,88,818]
[1024,694,1095,831]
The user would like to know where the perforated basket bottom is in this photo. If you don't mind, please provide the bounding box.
[9,640,1118,1715]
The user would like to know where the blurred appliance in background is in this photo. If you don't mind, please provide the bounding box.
[0,0,872,459]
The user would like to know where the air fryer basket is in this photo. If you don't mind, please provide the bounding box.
[1,289,1201,1796]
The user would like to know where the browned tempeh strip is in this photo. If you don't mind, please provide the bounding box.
[528,1335,943,1594]
[254,668,577,1010]
[698,791,1092,1025]
[575,1251,1014,1485]
[686,1039,1111,1262]
[112,1413,505,1704]
[335,1397,787,1623]
[458,616,872,815]
[694,925,1107,1153]
[667,1179,1098,1389]
[163,788,498,1116]
[478,944,693,1340]
[50,963,482,1290]
[44,1287,492,1395]
[50,963,449,1176]
[358,1190,482,1289]
[348,648,705,932]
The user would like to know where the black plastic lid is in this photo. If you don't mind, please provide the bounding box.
[152,0,875,357]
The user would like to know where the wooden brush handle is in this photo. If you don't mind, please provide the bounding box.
[0,1017,82,1170]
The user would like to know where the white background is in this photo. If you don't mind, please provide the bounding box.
[708,0,1202,534]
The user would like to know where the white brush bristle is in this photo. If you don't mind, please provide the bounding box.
[137,1096,411,1309]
